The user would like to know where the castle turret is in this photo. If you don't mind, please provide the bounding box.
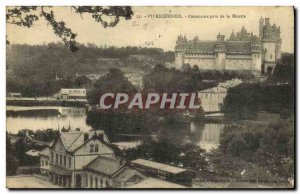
[261,17,281,75]
[251,41,263,75]
[215,33,226,71]
[259,17,264,40]
[175,34,187,68]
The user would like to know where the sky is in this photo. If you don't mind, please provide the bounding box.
[6,6,294,52]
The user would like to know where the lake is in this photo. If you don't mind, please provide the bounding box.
[6,106,224,152]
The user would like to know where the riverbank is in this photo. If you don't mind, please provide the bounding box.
[6,98,87,107]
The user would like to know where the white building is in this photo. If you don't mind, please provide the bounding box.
[40,129,146,188]
[58,88,87,100]
[40,129,114,188]
[198,79,242,113]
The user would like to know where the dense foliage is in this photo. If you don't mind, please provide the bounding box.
[122,138,208,171]
[143,64,252,93]
[7,43,174,97]
[210,118,294,180]
[222,83,294,120]
[268,53,294,83]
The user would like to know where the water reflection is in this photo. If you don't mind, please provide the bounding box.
[6,106,225,152]
[190,121,224,152]
[6,106,90,134]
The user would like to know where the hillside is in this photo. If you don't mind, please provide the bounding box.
[6,43,175,96]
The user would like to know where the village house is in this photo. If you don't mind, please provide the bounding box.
[39,129,148,188]
[198,78,243,113]
[57,88,87,101]
[40,129,114,188]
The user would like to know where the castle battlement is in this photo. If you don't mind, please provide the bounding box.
[175,17,281,75]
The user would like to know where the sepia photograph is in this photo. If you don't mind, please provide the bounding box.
[5,6,295,189]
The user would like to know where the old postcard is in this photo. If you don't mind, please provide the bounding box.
[6,6,295,189]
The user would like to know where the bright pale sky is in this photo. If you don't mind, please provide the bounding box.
[6,6,294,52]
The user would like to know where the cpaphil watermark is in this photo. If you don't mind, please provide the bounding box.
[98,93,201,110]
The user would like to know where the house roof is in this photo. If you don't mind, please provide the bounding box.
[113,167,146,183]
[51,130,111,153]
[225,41,252,53]
[41,165,72,176]
[176,39,252,54]
[60,88,86,96]
[25,149,40,157]
[59,131,84,152]
[185,41,216,53]
[84,156,126,176]
[131,159,187,174]
[39,147,50,157]
[126,178,186,188]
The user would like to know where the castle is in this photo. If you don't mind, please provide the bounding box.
[175,17,282,75]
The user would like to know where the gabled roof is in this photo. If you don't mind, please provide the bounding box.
[26,149,40,157]
[84,156,126,176]
[113,167,146,183]
[39,147,50,157]
[59,131,84,152]
[51,130,112,153]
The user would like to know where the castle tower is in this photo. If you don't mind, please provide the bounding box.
[251,41,263,75]
[259,17,264,40]
[175,35,186,68]
[215,33,226,71]
[261,18,281,75]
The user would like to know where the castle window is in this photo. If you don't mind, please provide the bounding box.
[270,54,272,59]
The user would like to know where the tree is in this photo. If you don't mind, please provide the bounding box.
[6,6,133,51]
[6,134,18,176]
[74,75,91,88]
[210,118,294,180]
[87,68,137,104]
[268,53,294,83]
[123,138,208,171]
[180,143,208,171]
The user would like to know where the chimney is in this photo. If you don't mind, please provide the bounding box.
[84,133,89,142]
